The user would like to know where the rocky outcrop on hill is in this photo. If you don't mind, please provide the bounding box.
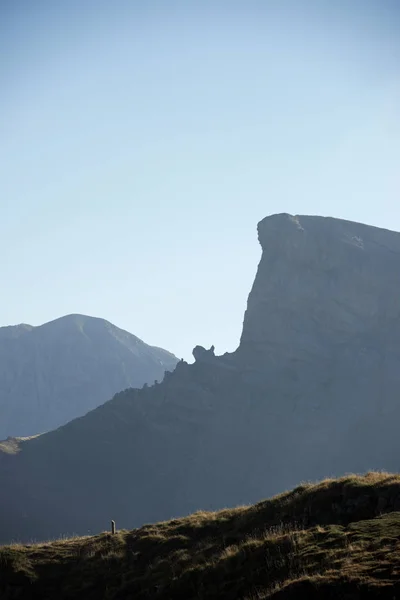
[1,214,400,544]
[0,314,178,439]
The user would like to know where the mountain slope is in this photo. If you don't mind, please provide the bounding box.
[0,314,178,439]
[1,213,400,544]
[1,473,400,599]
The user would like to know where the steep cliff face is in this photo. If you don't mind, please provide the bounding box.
[0,314,178,439]
[235,214,400,481]
[0,214,399,544]
[241,213,400,363]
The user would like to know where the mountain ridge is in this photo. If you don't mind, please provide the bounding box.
[0,313,178,439]
[1,213,400,544]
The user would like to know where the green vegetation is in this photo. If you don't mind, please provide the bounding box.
[1,472,399,599]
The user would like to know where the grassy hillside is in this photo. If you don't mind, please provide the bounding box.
[1,472,400,599]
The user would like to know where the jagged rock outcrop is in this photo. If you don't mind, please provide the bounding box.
[1,214,400,544]
[192,345,215,362]
[0,314,178,439]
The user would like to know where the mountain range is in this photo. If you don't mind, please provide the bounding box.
[1,213,399,544]
[0,314,178,439]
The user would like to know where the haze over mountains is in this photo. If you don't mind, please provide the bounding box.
[1,213,400,544]
[0,314,178,440]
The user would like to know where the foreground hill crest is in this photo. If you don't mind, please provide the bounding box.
[1,473,400,599]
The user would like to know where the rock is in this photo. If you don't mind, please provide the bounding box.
[240,213,400,364]
[192,345,216,362]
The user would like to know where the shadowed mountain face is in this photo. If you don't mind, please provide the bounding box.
[1,213,400,544]
[0,314,178,439]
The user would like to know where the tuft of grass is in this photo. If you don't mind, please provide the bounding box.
[1,472,400,599]
[0,435,42,455]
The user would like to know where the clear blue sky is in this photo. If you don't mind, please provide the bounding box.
[1,0,399,360]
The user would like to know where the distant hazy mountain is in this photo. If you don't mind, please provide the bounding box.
[0,314,178,439]
[1,214,400,544]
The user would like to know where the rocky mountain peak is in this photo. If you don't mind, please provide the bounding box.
[240,213,400,363]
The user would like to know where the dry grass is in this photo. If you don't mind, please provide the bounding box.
[0,435,42,455]
[1,472,400,599]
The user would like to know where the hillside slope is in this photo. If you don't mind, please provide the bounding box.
[1,213,400,544]
[0,314,178,439]
[1,473,400,599]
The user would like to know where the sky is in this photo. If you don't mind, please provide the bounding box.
[1,0,400,361]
